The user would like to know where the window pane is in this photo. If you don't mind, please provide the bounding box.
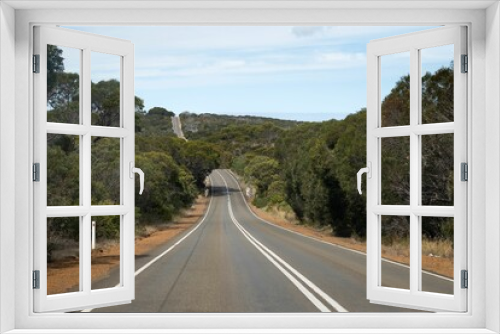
[380,52,410,127]
[381,215,410,290]
[47,134,80,206]
[47,45,80,124]
[421,45,454,124]
[47,217,80,295]
[91,137,121,205]
[91,52,121,127]
[421,133,454,206]
[91,216,121,290]
[381,137,410,205]
[421,217,454,294]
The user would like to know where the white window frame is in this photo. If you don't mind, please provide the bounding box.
[33,26,136,313]
[0,2,499,334]
[366,26,467,312]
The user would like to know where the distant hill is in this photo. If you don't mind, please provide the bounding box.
[178,112,304,159]
[179,112,302,139]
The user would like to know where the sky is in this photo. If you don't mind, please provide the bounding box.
[62,26,452,122]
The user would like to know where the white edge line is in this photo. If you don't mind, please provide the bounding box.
[234,214,349,313]
[81,177,215,313]
[217,171,348,313]
[223,169,454,283]
[229,203,330,313]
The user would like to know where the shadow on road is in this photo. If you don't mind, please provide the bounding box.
[209,186,239,196]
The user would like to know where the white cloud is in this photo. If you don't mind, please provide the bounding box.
[317,52,366,64]
[292,26,325,38]
[133,50,367,93]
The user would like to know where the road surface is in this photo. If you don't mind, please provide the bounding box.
[89,169,452,313]
[172,115,186,140]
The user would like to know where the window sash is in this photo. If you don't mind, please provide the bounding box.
[366,26,467,312]
[33,26,136,313]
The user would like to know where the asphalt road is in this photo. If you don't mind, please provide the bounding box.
[89,169,453,313]
[172,116,186,140]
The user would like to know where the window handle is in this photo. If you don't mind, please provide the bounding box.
[357,162,371,195]
[129,162,145,195]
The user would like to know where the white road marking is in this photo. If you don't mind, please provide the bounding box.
[229,206,330,312]
[81,178,215,313]
[216,171,348,313]
[223,169,454,283]
[133,191,214,277]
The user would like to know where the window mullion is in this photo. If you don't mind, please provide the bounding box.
[82,47,92,294]
[416,47,424,293]
[122,52,135,292]
[409,47,420,294]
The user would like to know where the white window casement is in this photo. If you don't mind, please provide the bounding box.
[33,26,136,313]
[365,26,468,312]
[0,2,499,334]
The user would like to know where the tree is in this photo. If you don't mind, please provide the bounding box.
[178,141,221,188]
[91,79,120,126]
[135,152,197,222]
[244,156,280,195]
[331,110,367,237]
[47,45,65,94]
[422,66,454,123]
[275,121,347,232]
[47,134,80,206]
[91,137,121,205]
[136,97,145,114]
[47,72,80,123]
[381,74,410,127]
[148,107,174,117]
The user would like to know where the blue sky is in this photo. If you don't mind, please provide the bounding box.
[65,26,451,122]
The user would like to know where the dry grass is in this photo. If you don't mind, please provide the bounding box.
[46,195,210,295]
[422,238,454,259]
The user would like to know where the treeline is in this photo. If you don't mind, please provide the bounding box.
[180,111,300,140]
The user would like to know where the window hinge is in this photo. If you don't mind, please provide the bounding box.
[461,54,468,73]
[461,162,468,181]
[33,270,40,289]
[33,163,40,182]
[33,54,40,73]
[461,270,468,289]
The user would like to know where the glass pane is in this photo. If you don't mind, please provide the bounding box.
[91,216,121,290]
[47,45,80,124]
[91,137,121,205]
[421,217,454,294]
[380,52,410,127]
[421,133,454,206]
[91,52,121,127]
[381,215,410,290]
[421,45,454,124]
[47,134,80,206]
[47,217,80,295]
[381,137,410,205]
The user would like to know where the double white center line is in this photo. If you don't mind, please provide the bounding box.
[216,171,348,313]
